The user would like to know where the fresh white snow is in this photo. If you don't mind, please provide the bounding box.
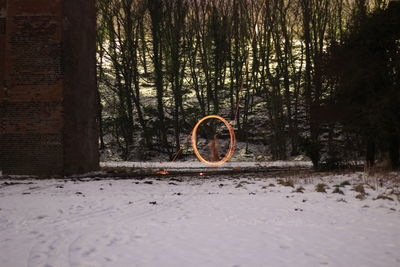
[0,172,399,267]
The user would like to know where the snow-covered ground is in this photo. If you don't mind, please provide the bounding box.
[100,160,313,169]
[1,172,399,267]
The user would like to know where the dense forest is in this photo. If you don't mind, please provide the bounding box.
[95,0,400,170]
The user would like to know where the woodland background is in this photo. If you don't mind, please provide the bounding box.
[95,0,400,170]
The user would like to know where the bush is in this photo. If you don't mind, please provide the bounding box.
[277,179,294,188]
[332,187,344,195]
[340,180,351,187]
[315,183,328,193]
[293,186,305,193]
[353,184,365,194]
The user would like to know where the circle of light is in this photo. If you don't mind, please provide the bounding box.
[191,115,236,166]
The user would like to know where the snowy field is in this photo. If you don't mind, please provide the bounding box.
[1,172,400,267]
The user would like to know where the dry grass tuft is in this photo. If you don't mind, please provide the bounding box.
[339,180,351,187]
[277,179,295,188]
[355,193,366,200]
[353,184,365,194]
[293,186,305,193]
[315,183,328,193]
[332,187,344,195]
[374,194,394,201]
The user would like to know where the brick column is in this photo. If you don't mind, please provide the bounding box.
[0,0,98,176]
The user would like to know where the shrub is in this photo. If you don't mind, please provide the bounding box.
[355,194,365,200]
[315,183,327,193]
[332,187,344,195]
[374,195,394,201]
[293,186,305,193]
[353,184,365,194]
[340,180,351,187]
[277,179,294,188]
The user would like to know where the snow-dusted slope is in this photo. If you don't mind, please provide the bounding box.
[101,160,313,169]
[0,173,399,267]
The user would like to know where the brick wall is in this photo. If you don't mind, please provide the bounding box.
[0,0,98,176]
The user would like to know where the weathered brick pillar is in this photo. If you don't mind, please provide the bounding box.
[0,0,99,176]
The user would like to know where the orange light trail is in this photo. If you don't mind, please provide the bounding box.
[191,115,236,166]
[155,170,169,175]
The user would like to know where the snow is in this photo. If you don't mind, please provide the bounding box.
[0,172,399,267]
[101,160,313,170]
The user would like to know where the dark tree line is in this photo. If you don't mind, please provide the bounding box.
[326,0,400,169]
[96,0,400,170]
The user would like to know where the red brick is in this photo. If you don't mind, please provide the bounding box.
[0,0,98,176]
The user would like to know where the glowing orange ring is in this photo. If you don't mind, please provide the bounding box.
[191,115,236,166]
